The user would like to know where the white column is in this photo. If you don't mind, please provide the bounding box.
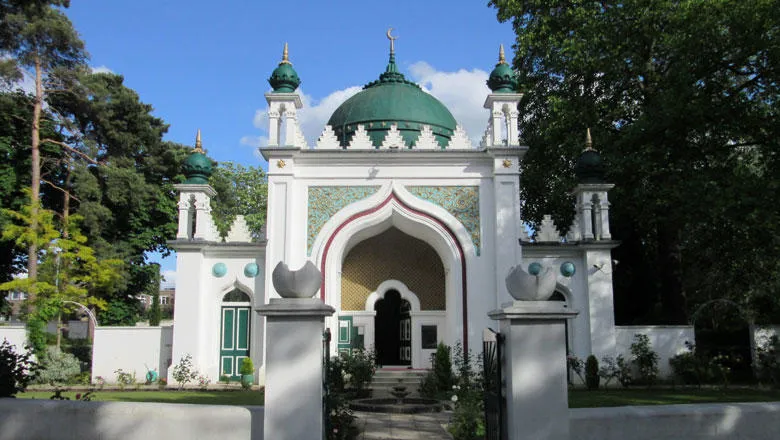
[508,109,520,146]
[585,249,617,358]
[493,161,522,302]
[267,110,280,146]
[283,110,297,147]
[193,193,212,240]
[491,111,503,145]
[176,194,192,239]
[599,195,612,240]
[579,194,594,240]
[489,301,578,440]
[257,298,335,440]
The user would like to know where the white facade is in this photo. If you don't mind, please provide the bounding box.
[165,46,690,383]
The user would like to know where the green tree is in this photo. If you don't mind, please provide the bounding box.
[0,0,87,300]
[209,162,268,239]
[47,72,189,324]
[490,0,780,323]
[147,263,162,326]
[0,194,122,353]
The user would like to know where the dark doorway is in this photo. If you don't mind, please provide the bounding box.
[374,290,411,366]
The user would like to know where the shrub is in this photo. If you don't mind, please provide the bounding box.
[196,374,211,390]
[567,353,585,385]
[420,343,453,399]
[449,342,483,440]
[36,347,81,385]
[172,354,199,389]
[598,356,620,388]
[325,354,358,439]
[756,335,780,387]
[340,348,376,394]
[0,340,37,397]
[630,334,659,386]
[114,369,137,390]
[585,355,600,390]
[669,342,711,386]
[220,374,231,385]
[616,355,632,388]
[239,358,254,376]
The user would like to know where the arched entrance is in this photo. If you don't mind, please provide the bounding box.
[374,290,411,366]
[220,289,251,380]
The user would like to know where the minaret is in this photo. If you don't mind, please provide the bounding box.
[266,43,305,148]
[174,129,218,241]
[572,128,613,241]
[482,44,523,147]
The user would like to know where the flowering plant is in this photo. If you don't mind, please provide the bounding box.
[567,353,585,385]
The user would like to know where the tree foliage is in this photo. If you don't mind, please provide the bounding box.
[491,0,780,324]
[209,162,268,239]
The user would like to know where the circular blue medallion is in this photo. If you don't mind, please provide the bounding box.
[528,262,542,276]
[212,262,227,278]
[560,262,576,277]
[244,262,259,278]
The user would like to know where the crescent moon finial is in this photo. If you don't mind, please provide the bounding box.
[386,27,397,54]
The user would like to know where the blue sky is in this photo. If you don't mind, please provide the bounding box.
[63,1,518,285]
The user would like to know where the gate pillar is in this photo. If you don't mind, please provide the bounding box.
[489,301,578,440]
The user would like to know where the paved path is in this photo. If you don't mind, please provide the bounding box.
[354,410,453,440]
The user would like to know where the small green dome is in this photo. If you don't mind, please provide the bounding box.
[574,129,606,183]
[487,45,518,93]
[268,43,301,93]
[327,52,457,148]
[182,130,213,184]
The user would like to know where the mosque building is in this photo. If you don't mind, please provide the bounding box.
[169,34,633,382]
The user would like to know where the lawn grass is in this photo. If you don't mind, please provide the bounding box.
[17,387,780,409]
[19,389,265,406]
[568,387,780,408]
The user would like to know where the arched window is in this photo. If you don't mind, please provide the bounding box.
[222,289,251,303]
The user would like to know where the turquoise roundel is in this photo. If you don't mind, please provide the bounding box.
[212,262,227,278]
[560,262,576,277]
[528,262,542,276]
[244,263,259,278]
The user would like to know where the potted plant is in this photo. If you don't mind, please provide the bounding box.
[239,358,254,389]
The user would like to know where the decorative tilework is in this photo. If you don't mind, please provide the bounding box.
[307,186,380,254]
[341,228,445,311]
[406,186,481,254]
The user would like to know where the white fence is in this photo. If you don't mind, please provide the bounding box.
[91,326,173,384]
[571,402,780,440]
[0,399,263,440]
[615,325,695,378]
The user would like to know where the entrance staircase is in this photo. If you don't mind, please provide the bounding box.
[370,368,429,398]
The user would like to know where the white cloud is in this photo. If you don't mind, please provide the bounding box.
[408,61,491,145]
[90,65,114,74]
[241,63,492,148]
[240,134,270,159]
[161,270,176,289]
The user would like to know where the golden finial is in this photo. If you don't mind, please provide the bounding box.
[499,44,507,65]
[585,127,594,151]
[387,28,398,54]
[280,42,292,65]
[194,129,204,153]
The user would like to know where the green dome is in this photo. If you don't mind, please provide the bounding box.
[268,43,301,93]
[574,129,606,183]
[327,53,457,148]
[182,131,213,184]
[575,150,606,183]
[487,45,518,93]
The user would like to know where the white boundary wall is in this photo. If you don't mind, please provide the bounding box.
[615,325,694,378]
[0,399,263,440]
[0,325,27,352]
[91,326,173,384]
[571,402,780,440]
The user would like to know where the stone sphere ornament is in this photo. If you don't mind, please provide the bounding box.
[506,265,557,301]
[271,261,323,299]
[560,262,576,277]
[244,263,259,278]
[212,262,227,278]
[528,262,542,276]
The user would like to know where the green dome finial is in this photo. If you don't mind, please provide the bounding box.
[268,42,301,93]
[379,28,405,83]
[183,129,213,184]
[487,44,518,93]
[575,128,606,183]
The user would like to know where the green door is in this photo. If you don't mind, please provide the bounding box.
[220,306,251,380]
